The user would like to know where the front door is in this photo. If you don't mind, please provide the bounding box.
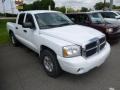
[23,13,37,51]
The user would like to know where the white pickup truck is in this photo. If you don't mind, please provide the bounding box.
[7,10,111,77]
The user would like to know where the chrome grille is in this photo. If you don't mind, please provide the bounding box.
[99,37,106,44]
[99,37,106,50]
[84,37,106,57]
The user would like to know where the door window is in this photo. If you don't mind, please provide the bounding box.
[78,14,89,24]
[18,13,25,26]
[25,14,36,29]
[101,12,117,18]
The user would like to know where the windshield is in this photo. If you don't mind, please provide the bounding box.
[35,12,74,29]
[89,13,105,24]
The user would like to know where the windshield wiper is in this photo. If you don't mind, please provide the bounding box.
[59,23,75,26]
[40,23,75,29]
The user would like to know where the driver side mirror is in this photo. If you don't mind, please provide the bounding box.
[23,22,34,29]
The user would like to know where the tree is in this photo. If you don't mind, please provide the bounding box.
[94,2,110,10]
[67,7,75,13]
[40,0,55,10]
[32,1,42,10]
[113,5,120,9]
[23,4,33,11]
[20,0,55,11]
[80,7,89,12]
[55,7,66,13]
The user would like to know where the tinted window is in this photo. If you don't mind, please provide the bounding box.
[18,13,25,25]
[25,14,35,28]
[101,12,117,18]
[89,13,105,24]
[78,14,89,24]
[66,14,77,23]
[66,14,89,24]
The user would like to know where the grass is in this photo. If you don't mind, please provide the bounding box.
[0,19,15,44]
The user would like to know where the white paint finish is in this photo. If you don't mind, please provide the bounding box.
[41,25,104,45]
[57,43,110,74]
[7,10,111,74]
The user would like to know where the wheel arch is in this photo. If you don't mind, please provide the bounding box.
[40,45,57,56]
[9,30,13,35]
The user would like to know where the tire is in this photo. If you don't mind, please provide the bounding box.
[40,50,62,78]
[9,32,19,46]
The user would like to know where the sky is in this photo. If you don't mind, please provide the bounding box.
[0,0,120,14]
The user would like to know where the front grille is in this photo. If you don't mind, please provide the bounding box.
[86,48,97,57]
[84,37,106,58]
[99,37,106,44]
[100,42,106,50]
[86,41,97,50]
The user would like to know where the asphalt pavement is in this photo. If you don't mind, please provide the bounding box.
[0,42,120,90]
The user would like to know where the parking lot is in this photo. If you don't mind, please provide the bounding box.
[0,42,120,90]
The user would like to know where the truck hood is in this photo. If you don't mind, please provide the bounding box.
[41,25,104,45]
[91,23,120,33]
[94,23,119,28]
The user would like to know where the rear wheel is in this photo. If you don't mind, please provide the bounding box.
[41,50,62,78]
[9,32,19,46]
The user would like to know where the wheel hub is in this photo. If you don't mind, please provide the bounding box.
[43,56,53,72]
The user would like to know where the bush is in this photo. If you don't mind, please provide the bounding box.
[0,13,17,17]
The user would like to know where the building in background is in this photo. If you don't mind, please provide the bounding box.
[0,0,18,14]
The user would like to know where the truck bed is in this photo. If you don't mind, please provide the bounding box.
[7,22,16,32]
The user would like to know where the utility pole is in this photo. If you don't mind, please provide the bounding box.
[104,0,106,10]
[110,0,113,11]
[66,0,70,13]
[49,0,51,10]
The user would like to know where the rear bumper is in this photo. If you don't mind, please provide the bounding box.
[57,43,111,74]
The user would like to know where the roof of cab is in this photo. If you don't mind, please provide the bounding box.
[19,10,59,14]
[66,12,100,15]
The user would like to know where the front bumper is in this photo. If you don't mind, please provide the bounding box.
[107,29,120,41]
[57,43,111,74]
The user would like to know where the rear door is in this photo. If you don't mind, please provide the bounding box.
[15,13,26,43]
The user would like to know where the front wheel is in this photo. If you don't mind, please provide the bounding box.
[41,50,62,78]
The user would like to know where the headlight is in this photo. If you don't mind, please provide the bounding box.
[106,28,113,33]
[63,45,81,58]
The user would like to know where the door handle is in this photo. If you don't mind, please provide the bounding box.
[16,27,18,29]
[23,30,27,33]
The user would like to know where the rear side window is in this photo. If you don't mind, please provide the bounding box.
[101,12,117,18]
[18,13,25,25]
